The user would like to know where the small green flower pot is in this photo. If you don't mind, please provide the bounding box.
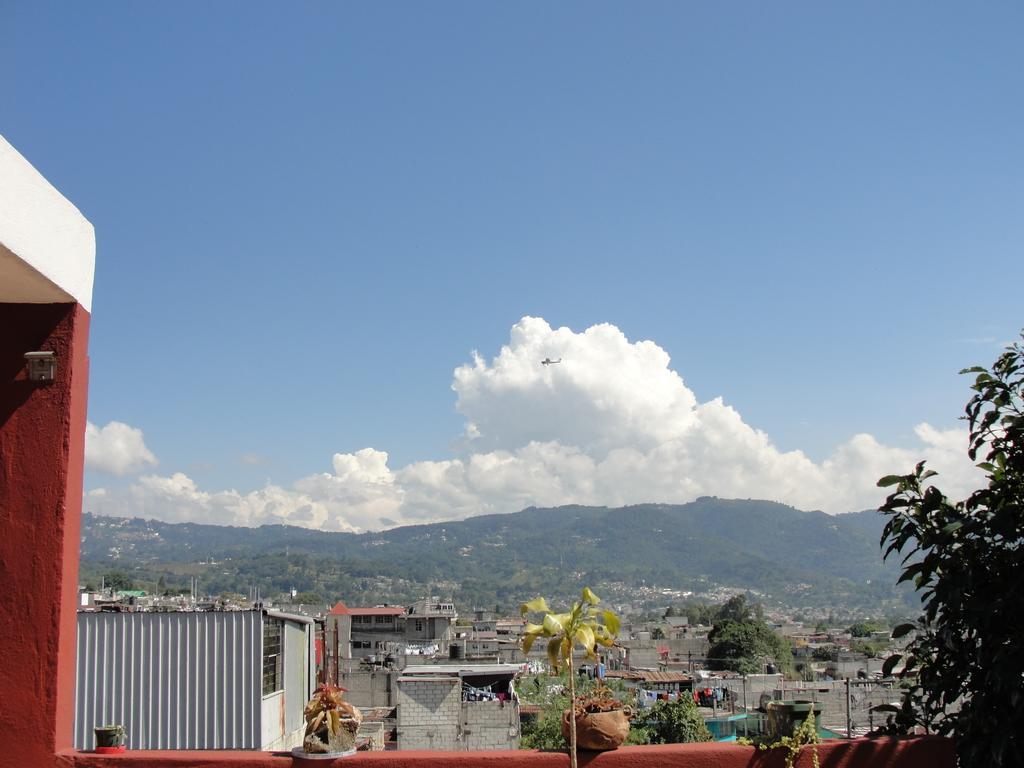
[94,724,126,753]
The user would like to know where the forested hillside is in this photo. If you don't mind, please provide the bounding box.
[80,499,907,613]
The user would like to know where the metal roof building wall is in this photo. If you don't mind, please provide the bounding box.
[74,610,262,750]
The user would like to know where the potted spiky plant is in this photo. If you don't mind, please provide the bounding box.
[521,588,625,768]
[298,684,362,757]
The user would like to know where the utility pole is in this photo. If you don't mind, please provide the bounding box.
[742,676,748,737]
[845,678,853,738]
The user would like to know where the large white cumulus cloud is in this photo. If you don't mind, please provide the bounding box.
[85,317,981,531]
[454,318,699,454]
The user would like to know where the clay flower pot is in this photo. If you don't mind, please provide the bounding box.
[561,707,633,751]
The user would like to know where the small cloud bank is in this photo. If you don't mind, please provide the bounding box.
[85,317,981,532]
[85,421,158,476]
[87,473,351,531]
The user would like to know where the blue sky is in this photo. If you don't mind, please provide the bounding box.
[6,2,1022,530]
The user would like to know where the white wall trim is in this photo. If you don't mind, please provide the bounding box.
[0,136,95,311]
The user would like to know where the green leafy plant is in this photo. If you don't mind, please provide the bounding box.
[520,675,575,750]
[877,332,1024,767]
[520,588,620,768]
[632,697,712,744]
[737,710,820,768]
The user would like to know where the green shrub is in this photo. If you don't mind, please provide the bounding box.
[632,696,712,744]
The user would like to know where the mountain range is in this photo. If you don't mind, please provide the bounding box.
[79,498,910,615]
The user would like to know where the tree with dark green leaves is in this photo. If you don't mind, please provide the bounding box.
[706,616,792,676]
[716,593,761,624]
[680,602,718,626]
[103,571,135,591]
[847,620,881,638]
[849,638,887,659]
[811,646,838,662]
[878,333,1024,767]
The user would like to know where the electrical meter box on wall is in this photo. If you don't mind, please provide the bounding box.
[24,351,56,382]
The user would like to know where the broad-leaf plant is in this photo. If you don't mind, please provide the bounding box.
[877,332,1024,767]
[520,587,620,768]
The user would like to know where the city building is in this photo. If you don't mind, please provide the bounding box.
[326,597,458,664]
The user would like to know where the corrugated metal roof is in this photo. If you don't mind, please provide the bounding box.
[349,607,405,616]
[397,676,460,683]
[264,608,314,625]
[638,671,692,683]
[330,600,405,616]
[401,663,522,677]
[605,670,691,683]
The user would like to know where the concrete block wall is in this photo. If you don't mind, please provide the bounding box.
[717,674,784,705]
[713,677,903,734]
[666,637,710,657]
[462,700,519,751]
[339,669,394,708]
[626,646,662,668]
[396,678,461,750]
[770,682,903,732]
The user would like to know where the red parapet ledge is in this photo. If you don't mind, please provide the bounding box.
[57,737,954,768]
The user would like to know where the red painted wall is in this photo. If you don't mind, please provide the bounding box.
[56,736,953,768]
[0,303,89,768]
